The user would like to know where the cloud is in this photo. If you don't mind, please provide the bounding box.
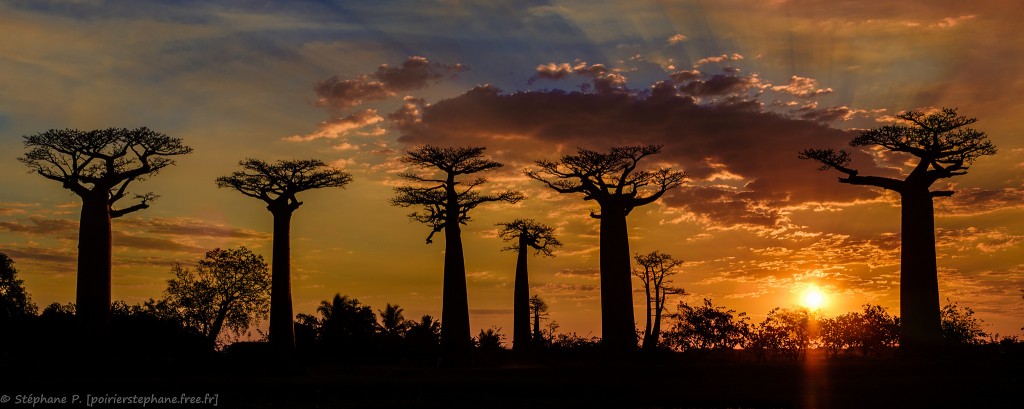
[667,34,688,45]
[529,60,628,94]
[314,56,463,111]
[126,217,271,239]
[694,53,743,67]
[285,109,384,142]
[112,231,203,252]
[393,83,885,230]
[554,268,600,279]
[0,246,77,264]
[931,15,976,29]
[934,186,1024,216]
[770,75,833,98]
[0,217,77,234]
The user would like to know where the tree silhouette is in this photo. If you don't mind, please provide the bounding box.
[0,252,37,321]
[216,159,352,358]
[633,251,685,351]
[664,298,749,352]
[799,108,996,351]
[529,294,549,345]
[497,219,561,353]
[316,294,378,353]
[18,127,192,337]
[527,145,685,351]
[390,145,523,363]
[164,247,271,349]
[379,303,409,338]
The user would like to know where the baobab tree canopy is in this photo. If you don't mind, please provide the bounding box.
[527,145,687,218]
[392,146,524,243]
[19,127,192,213]
[799,108,996,195]
[215,158,353,213]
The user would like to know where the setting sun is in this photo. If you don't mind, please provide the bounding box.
[801,285,827,310]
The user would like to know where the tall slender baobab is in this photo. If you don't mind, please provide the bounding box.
[633,251,685,351]
[497,219,561,353]
[216,159,352,357]
[527,145,686,352]
[18,127,192,337]
[391,146,523,363]
[799,108,996,351]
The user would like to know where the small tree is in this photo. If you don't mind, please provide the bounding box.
[749,307,814,361]
[633,251,685,351]
[940,300,987,346]
[379,303,409,338]
[800,108,996,351]
[19,127,192,336]
[529,294,550,345]
[664,298,749,352]
[316,294,379,353]
[216,159,352,358]
[496,219,561,353]
[164,247,271,349]
[0,252,37,321]
[528,145,685,351]
[390,145,523,363]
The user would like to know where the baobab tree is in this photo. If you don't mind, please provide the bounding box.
[18,127,192,337]
[527,145,686,351]
[497,219,561,353]
[529,294,550,344]
[799,108,996,351]
[390,145,523,363]
[633,251,685,351]
[216,159,352,357]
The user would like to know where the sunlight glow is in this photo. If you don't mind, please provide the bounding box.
[800,285,827,310]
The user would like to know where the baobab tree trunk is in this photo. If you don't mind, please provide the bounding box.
[599,204,637,352]
[513,235,531,353]
[899,189,943,351]
[641,280,653,351]
[76,194,113,341]
[269,209,295,358]
[441,221,471,364]
[651,289,664,350]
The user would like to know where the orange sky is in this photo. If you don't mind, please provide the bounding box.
[1,0,1022,339]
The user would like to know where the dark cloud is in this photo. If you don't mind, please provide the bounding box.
[112,231,203,253]
[529,61,628,95]
[469,308,513,316]
[554,268,600,279]
[0,246,76,264]
[0,217,78,234]
[934,186,1024,216]
[680,74,756,97]
[117,217,271,240]
[394,84,888,229]
[314,56,463,111]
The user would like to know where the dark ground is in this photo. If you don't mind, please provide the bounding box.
[1,350,1019,408]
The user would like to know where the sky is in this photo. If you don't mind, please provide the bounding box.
[1,0,1022,340]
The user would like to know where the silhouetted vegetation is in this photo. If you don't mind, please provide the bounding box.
[216,158,352,358]
[163,247,271,349]
[0,252,37,321]
[633,250,685,351]
[390,145,523,364]
[496,219,561,353]
[18,127,192,339]
[664,298,749,353]
[819,304,900,357]
[800,108,997,352]
[528,145,685,352]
